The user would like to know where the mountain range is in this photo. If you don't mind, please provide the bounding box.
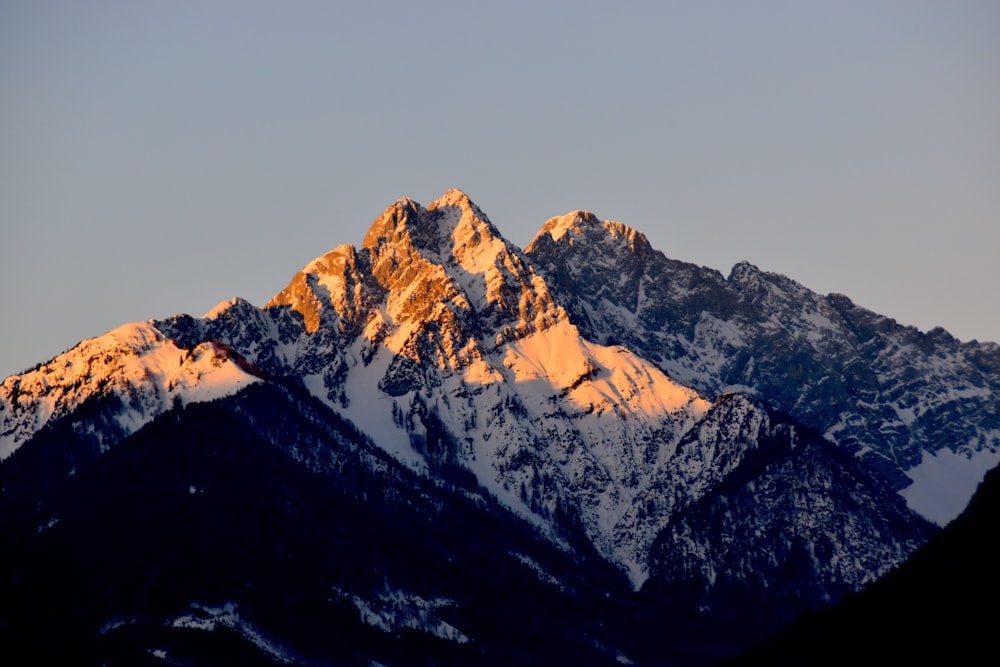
[2,189,997,665]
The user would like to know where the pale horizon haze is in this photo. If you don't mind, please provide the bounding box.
[2,1,999,379]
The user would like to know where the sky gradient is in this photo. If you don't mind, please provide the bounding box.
[2,1,999,379]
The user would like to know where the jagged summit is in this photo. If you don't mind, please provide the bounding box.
[203,296,256,320]
[430,187,491,219]
[361,189,500,260]
[727,259,759,280]
[271,191,566,353]
[529,210,652,257]
[359,190,506,274]
[533,210,603,243]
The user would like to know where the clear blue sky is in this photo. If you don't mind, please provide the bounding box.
[2,1,999,378]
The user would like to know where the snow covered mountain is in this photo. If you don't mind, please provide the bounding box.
[525,211,1000,526]
[0,321,260,460]
[0,189,979,665]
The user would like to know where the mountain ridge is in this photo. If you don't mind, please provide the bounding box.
[1,188,988,665]
[524,206,1000,525]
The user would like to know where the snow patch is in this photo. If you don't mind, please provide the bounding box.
[335,588,470,644]
[513,552,566,591]
[501,320,593,389]
[171,602,295,663]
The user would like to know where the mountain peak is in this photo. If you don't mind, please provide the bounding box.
[727,260,760,281]
[360,190,501,261]
[528,211,651,257]
[429,187,477,211]
[203,296,256,320]
[534,210,603,243]
[361,197,422,252]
